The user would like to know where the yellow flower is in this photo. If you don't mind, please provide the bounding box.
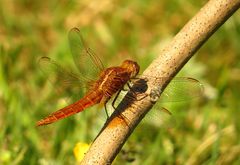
[73,142,90,162]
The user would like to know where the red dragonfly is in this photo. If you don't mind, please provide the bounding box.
[37,28,203,126]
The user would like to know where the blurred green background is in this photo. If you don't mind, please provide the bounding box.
[1,0,240,164]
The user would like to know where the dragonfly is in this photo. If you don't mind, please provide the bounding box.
[37,27,203,126]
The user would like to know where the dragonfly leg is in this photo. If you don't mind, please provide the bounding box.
[127,82,132,90]
[135,93,148,101]
[112,90,122,109]
[104,103,109,119]
[120,83,131,92]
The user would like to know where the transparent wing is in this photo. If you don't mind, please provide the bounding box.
[68,27,104,80]
[38,56,90,103]
[158,77,204,102]
[145,77,203,128]
[106,76,203,108]
[106,76,203,127]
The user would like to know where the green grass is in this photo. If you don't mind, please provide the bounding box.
[1,0,240,164]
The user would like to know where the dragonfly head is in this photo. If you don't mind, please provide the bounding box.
[121,60,140,78]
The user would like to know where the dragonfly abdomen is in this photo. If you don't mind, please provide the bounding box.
[37,89,103,126]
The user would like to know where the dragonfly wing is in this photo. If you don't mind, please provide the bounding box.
[144,77,203,128]
[105,77,202,128]
[132,76,203,102]
[158,77,204,102]
[107,76,203,110]
[68,27,104,80]
[38,56,89,103]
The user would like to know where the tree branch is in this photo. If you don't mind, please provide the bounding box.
[80,0,240,164]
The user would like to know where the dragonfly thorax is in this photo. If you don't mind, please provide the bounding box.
[120,60,140,78]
